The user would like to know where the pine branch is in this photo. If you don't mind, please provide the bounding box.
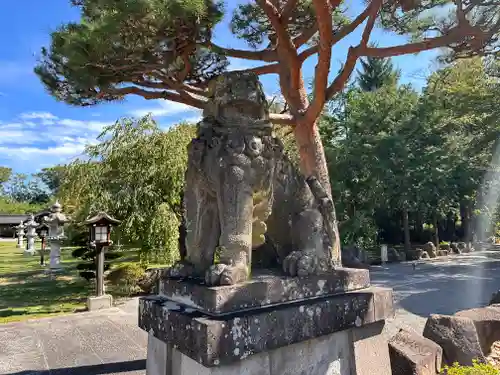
[206,42,278,62]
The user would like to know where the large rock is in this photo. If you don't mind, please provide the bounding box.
[137,268,164,294]
[419,251,430,260]
[450,242,461,254]
[389,328,442,375]
[423,242,437,258]
[490,290,500,305]
[423,314,486,366]
[341,246,370,269]
[439,243,451,251]
[455,305,500,355]
[457,242,474,253]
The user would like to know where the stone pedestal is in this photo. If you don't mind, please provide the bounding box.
[44,201,70,271]
[16,233,24,249]
[15,222,25,249]
[49,240,63,270]
[139,268,394,375]
[24,215,38,256]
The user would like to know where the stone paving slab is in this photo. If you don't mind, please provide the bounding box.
[0,299,147,375]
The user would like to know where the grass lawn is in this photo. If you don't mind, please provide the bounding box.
[0,241,142,323]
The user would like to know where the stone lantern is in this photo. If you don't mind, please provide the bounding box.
[84,211,120,311]
[14,221,25,249]
[24,214,39,256]
[44,201,70,271]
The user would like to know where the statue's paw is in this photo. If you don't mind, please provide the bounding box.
[283,251,331,277]
[167,261,195,279]
[205,263,249,286]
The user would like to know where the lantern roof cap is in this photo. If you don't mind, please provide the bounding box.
[84,212,120,225]
[25,214,38,227]
[14,221,25,229]
[51,200,62,212]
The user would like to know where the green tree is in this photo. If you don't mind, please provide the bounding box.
[6,173,50,204]
[421,57,500,243]
[0,167,11,186]
[356,56,400,91]
[35,165,67,196]
[35,0,500,251]
[60,116,196,263]
[36,3,500,188]
[325,84,420,250]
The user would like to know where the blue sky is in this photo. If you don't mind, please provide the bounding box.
[0,0,442,174]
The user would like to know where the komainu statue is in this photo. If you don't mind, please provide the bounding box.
[170,71,340,286]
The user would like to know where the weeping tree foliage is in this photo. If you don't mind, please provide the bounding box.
[59,116,196,263]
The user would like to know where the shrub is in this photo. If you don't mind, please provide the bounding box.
[71,227,124,281]
[107,262,146,296]
[442,360,499,375]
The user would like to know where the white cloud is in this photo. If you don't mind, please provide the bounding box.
[20,111,58,120]
[129,100,196,118]
[0,130,42,145]
[0,143,85,157]
[58,118,112,132]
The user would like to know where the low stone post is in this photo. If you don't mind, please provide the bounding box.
[44,201,70,271]
[381,244,388,264]
[24,215,39,256]
[15,222,25,249]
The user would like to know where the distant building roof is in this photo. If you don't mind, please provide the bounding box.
[0,214,30,225]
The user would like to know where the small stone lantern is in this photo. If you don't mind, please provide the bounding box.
[44,201,70,271]
[14,221,25,249]
[84,211,120,311]
[24,214,39,256]
[37,222,50,266]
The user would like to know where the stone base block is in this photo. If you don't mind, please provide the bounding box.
[159,267,370,316]
[145,321,392,375]
[147,328,354,375]
[140,286,393,374]
[87,294,113,311]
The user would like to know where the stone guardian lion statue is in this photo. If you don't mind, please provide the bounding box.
[169,71,339,286]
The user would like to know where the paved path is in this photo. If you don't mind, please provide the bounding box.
[2,251,500,374]
[371,250,500,338]
[0,299,147,375]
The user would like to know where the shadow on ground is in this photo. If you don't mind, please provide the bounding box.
[5,359,146,375]
[371,252,500,318]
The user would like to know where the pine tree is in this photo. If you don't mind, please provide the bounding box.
[356,57,401,92]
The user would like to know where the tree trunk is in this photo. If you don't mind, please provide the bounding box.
[434,214,439,248]
[294,120,341,265]
[461,201,472,246]
[465,203,473,247]
[294,121,332,195]
[403,208,411,253]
